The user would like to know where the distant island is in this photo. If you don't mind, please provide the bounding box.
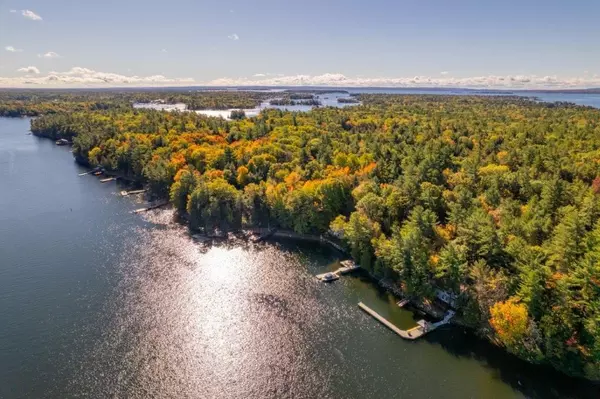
[269,98,321,106]
[337,97,360,104]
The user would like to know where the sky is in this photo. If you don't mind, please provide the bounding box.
[1,0,600,88]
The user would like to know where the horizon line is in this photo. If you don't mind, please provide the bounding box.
[1,85,599,92]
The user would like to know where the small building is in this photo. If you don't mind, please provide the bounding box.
[435,289,459,308]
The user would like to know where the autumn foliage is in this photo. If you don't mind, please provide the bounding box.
[20,91,600,380]
[490,298,529,346]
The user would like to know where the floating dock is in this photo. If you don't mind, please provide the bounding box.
[100,177,117,183]
[316,260,360,282]
[132,201,168,214]
[78,167,102,176]
[121,189,147,197]
[397,299,410,308]
[358,302,455,340]
[358,302,427,340]
[315,272,340,282]
[338,260,360,275]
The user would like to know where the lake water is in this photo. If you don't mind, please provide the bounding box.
[1,117,600,398]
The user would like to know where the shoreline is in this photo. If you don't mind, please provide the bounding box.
[244,227,348,254]
[16,114,600,383]
[243,227,446,319]
[24,127,535,376]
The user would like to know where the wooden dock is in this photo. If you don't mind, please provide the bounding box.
[358,302,427,340]
[316,260,360,282]
[78,167,102,176]
[121,189,147,197]
[55,139,70,146]
[315,272,340,282]
[100,177,117,183]
[397,299,410,308]
[338,260,360,275]
[132,201,168,214]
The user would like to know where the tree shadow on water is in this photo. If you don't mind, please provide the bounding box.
[424,327,600,399]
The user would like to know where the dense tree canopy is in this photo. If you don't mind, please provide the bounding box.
[0,89,276,116]
[16,91,600,380]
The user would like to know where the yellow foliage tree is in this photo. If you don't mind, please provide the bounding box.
[236,166,249,186]
[479,163,510,176]
[490,297,529,346]
[88,146,102,166]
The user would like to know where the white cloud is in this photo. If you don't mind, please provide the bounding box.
[5,46,23,52]
[38,51,61,58]
[9,9,17,13]
[0,66,194,87]
[21,10,42,20]
[228,33,239,40]
[206,72,600,89]
[161,48,168,53]
[2,69,599,89]
[17,66,40,74]
[440,71,449,75]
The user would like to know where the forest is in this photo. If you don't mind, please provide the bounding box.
[6,90,600,380]
[0,89,273,116]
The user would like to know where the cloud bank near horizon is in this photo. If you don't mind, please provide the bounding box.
[208,72,600,89]
[1,69,600,89]
[0,67,195,86]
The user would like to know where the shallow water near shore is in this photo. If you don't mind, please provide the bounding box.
[1,116,600,398]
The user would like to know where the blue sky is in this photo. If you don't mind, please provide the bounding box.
[1,0,599,88]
